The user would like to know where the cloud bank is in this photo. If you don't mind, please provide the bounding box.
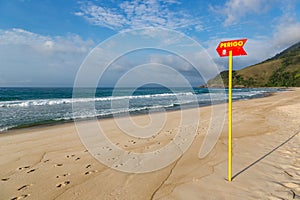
[75,0,202,31]
[0,29,94,86]
[211,0,273,26]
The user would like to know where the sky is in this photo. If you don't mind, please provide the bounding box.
[1,0,300,87]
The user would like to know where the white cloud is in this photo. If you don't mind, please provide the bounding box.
[0,28,93,54]
[76,0,202,31]
[44,40,54,49]
[113,63,196,87]
[272,16,300,50]
[0,28,94,86]
[211,0,274,26]
[150,54,193,72]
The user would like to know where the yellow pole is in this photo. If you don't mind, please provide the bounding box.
[228,50,233,182]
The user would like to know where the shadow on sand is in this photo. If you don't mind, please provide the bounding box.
[232,131,299,181]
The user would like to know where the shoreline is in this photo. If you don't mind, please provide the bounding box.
[1,88,299,199]
[0,87,281,134]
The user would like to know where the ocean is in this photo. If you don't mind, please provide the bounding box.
[0,87,281,132]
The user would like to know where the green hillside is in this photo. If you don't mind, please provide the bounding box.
[206,41,300,87]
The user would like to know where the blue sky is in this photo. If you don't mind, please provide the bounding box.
[1,0,300,87]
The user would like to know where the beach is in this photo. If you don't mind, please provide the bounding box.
[0,88,300,200]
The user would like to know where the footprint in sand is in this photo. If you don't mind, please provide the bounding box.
[84,170,98,175]
[55,163,63,167]
[1,177,9,181]
[107,157,116,161]
[86,164,91,169]
[128,139,136,144]
[26,169,36,174]
[56,180,70,188]
[43,159,50,163]
[56,173,70,178]
[11,194,30,200]
[66,154,75,158]
[18,166,30,170]
[75,157,80,161]
[114,163,124,168]
[17,184,32,191]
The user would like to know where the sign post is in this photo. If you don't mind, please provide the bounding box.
[216,39,247,182]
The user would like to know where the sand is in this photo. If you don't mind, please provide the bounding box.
[0,88,300,200]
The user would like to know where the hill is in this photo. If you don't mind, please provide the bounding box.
[205,41,300,87]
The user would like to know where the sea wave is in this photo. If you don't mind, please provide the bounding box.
[0,92,194,108]
[55,104,175,120]
[0,90,269,108]
[0,125,16,132]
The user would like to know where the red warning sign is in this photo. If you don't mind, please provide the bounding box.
[216,39,247,57]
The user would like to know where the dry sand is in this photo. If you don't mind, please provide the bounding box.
[0,88,300,200]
